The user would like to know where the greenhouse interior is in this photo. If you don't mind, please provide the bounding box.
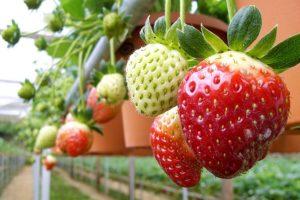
[0,0,300,200]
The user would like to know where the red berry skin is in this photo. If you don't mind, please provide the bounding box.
[43,159,56,171]
[178,61,290,178]
[87,87,120,123]
[56,122,93,157]
[150,107,202,187]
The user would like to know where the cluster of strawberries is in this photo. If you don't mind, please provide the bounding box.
[125,5,299,186]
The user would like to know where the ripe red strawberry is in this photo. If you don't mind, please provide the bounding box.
[56,121,93,157]
[177,52,290,178]
[42,155,57,171]
[87,87,120,123]
[176,5,299,178]
[150,107,202,187]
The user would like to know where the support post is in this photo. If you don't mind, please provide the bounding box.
[33,154,41,200]
[221,179,234,200]
[182,187,188,200]
[129,157,135,200]
[104,157,110,194]
[95,157,101,189]
[41,150,51,200]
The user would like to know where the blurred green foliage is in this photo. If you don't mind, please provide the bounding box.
[66,154,300,200]
[51,171,92,200]
[0,138,25,155]
[198,0,228,23]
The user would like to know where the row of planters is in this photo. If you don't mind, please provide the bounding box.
[2,0,300,192]
[56,155,300,199]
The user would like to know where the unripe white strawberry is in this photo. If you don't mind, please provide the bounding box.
[34,125,58,151]
[96,73,126,104]
[126,43,188,116]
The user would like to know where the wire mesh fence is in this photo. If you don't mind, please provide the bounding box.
[0,155,25,194]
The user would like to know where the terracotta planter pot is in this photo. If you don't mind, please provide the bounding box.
[270,130,300,153]
[87,106,128,155]
[122,100,154,149]
[117,12,228,60]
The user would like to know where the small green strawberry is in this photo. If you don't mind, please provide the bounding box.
[48,9,65,32]
[35,36,47,51]
[96,73,126,104]
[1,20,20,46]
[36,102,48,112]
[24,0,43,10]
[34,125,58,151]
[103,12,126,39]
[126,17,189,116]
[18,79,36,100]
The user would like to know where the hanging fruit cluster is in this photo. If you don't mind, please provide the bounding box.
[125,0,300,187]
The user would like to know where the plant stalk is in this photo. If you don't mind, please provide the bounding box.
[226,0,237,22]
[78,51,85,111]
[180,0,185,31]
[110,37,116,66]
[165,0,171,30]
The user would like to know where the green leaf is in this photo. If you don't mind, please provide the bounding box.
[177,25,216,58]
[201,24,228,52]
[153,16,166,38]
[165,19,181,45]
[91,124,103,135]
[247,26,277,58]
[228,6,262,51]
[60,0,85,20]
[261,34,300,69]
[84,0,113,14]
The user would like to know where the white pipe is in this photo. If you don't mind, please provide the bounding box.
[129,157,135,200]
[33,154,41,200]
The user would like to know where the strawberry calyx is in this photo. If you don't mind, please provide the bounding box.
[70,106,102,135]
[177,5,300,72]
[140,16,191,60]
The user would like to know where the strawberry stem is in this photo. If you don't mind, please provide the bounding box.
[226,0,237,22]
[78,50,85,111]
[180,0,185,31]
[109,37,116,66]
[165,0,171,30]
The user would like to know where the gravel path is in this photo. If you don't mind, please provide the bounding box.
[0,166,33,200]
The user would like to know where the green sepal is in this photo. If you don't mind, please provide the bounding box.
[153,16,166,38]
[261,34,300,70]
[247,26,277,58]
[228,5,262,51]
[187,59,199,69]
[177,25,216,58]
[139,26,146,42]
[165,19,181,46]
[144,16,155,42]
[91,124,103,135]
[201,24,228,53]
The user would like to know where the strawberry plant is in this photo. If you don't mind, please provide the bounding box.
[176,3,300,178]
